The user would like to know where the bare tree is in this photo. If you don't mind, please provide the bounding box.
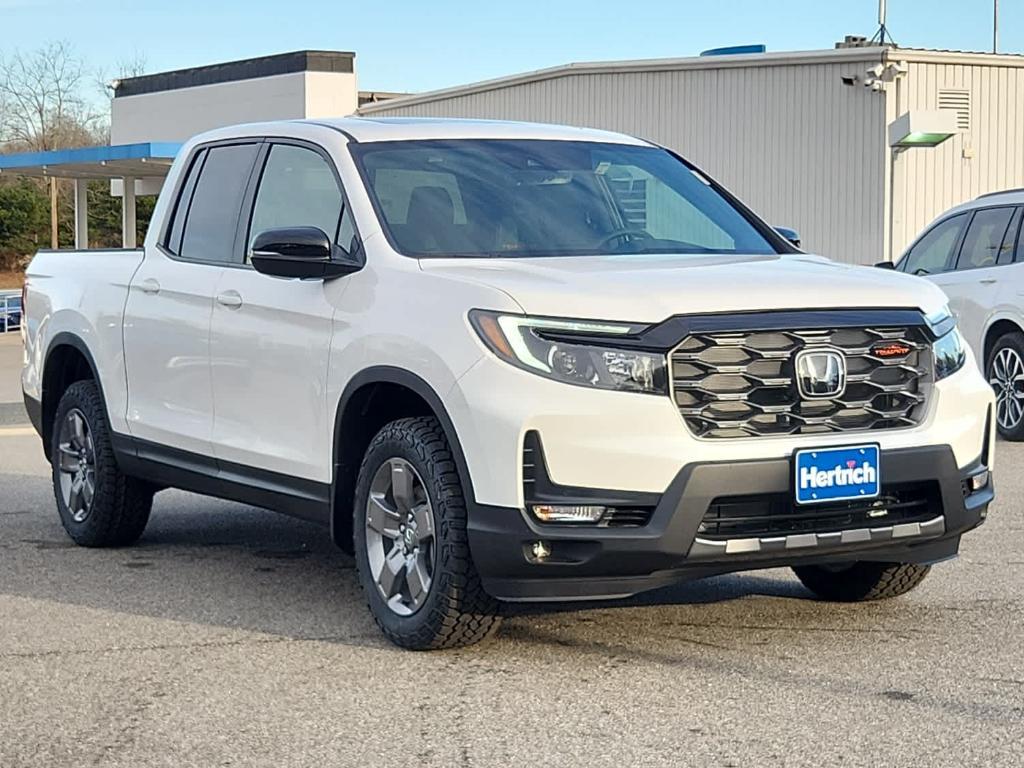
[96,51,148,99]
[0,42,102,248]
[0,41,98,151]
[92,51,148,142]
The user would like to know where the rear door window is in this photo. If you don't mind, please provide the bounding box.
[956,207,1016,270]
[178,143,260,264]
[898,213,968,276]
[164,149,206,255]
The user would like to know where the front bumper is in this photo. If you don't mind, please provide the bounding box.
[451,343,995,510]
[467,444,992,601]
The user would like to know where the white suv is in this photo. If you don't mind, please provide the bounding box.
[895,189,1024,439]
[22,118,995,649]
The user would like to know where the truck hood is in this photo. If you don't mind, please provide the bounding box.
[419,252,949,323]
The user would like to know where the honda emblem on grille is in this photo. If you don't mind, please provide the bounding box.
[794,349,847,399]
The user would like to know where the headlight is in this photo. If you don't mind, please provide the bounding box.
[926,304,957,338]
[933,327,966,380]
[469,310,667,394]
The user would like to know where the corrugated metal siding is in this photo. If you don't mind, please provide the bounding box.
[892,61,1024,257]
[365,60,888,264]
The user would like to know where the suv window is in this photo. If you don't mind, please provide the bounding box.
[957,207,1016,270]
[178,143,260,263]
[1002,207,1023,265]
[248,144,344,252]
[899,213,968,276]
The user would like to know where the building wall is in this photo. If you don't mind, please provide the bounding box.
[362,57,889,264]
[304,71,359,119]
[889,59,1024,258]
[111,71,358,144]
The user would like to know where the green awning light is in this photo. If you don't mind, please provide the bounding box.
[888,111,959,149]
[899,132,955,147]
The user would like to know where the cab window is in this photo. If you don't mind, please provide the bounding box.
[248,144,345,255]
[899,213,968,276]
[177,144,261,263]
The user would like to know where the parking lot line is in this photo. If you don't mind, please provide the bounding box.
[0,426,35,437]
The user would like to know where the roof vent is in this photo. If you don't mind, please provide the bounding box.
[700,45,766,57]
[938,89,971,131]
[836,35,872,49]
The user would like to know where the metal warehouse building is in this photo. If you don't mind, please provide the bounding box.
[358,44,1024,264]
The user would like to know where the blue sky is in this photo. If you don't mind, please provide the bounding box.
[3,0,1019,93]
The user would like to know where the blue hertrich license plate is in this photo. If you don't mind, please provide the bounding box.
[794,444,880,505]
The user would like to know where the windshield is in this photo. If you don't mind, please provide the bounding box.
[350,139,779,258]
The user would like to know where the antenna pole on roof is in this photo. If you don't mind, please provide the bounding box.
[994,0,999,53]
[869,0,896,47]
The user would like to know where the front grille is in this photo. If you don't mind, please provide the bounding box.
[698,482,940,540]
[671,326,931,438]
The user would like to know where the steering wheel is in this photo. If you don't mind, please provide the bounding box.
[597,228,654,248]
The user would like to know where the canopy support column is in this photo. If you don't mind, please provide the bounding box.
[50,179,59,248]
[122,176,137,248]
[74,179,89,249]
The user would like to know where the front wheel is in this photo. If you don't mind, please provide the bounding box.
[353,416,500,650]
[793,562,931,602]
[987,331,1024,440]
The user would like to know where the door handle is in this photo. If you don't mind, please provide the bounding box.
[139,278,160,295]
[979,278,998,285]
[216,290,243,309]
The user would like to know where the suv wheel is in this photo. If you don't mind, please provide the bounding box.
[51,380,153,547]
[793,562,931,602]
[353,416,500,650]
[987,331,1024,440]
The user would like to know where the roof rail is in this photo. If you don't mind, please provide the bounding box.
[977,188,1024,200]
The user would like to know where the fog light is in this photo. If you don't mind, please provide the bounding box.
[970,470,990,492]
[531,504,607,524]
[531,541,552,560]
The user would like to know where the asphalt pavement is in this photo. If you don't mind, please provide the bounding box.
[0,332,26,425]
[0,331,1022,767]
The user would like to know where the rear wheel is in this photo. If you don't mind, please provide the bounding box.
[987,331,1024,440]
[353,416,500,650]
[793,562,931,602]
[51,380,153,547]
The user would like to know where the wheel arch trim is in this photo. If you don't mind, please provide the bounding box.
[39,332,110,454]
[982,315,1024,362]
[331,366,477,542]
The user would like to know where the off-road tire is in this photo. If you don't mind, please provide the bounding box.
[793,562,931,602]
[51,380,153,547]
[353,416,501,650]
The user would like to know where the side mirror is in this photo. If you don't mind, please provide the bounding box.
[250,226,361,280]
[874,261,896,270]
[774,226,801,249]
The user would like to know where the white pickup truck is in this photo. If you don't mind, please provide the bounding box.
[22,117,995,649]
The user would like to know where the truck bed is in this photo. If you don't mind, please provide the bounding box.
[22,248,146,434]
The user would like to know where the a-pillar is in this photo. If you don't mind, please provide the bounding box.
[73,179,89,249]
